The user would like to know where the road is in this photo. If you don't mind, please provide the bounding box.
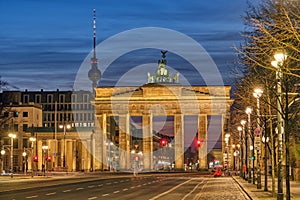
[0,173,250,200]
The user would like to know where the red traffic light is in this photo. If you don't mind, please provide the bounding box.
[196,139,203,147]
[33,155,38,162]
[47,156,51,162]
[160,139,167,146]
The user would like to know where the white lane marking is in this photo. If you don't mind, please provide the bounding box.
[181,180,205,200]
[88,185,96,188]
[113,190,120,194]
[88,197,98,200]
[106,182,112,185]
[114,181,119,184]
[102,194,109,197]
[130,186,135,189]
[26,196,38,199]
[123,188,129,191]
[46,192,56,196]
[149,178,194,200]
[76,187,84,190]
[137,185,141,187]
[98,184,103,187]
[120,180,124,183]
[63,189,71,192]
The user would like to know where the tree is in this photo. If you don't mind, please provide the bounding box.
[232,0,300,197]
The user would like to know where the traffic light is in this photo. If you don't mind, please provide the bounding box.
[160,138,167,146]
[196,139,203,147]
[47,156,51,162]
[33,155,38,162]
[13,111,19,117]
[251,155,255,160]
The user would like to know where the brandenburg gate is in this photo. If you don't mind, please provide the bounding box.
[92,53,233,171]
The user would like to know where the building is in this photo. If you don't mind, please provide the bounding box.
[0,90,94,173]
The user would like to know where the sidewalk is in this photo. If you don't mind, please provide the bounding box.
[233,175,300,200]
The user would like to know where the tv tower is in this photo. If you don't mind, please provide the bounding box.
[88,9,101,94]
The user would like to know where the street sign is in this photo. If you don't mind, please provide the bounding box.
[254,128,261,136]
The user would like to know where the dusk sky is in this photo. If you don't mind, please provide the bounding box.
[0,0,259,91]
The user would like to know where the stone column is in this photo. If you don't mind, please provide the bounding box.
[37,140,43,171]
[174,114,184,170]
[119,114,130,170]
[143,114,153,171]
[198,114,208,170]
[94,113,106,171]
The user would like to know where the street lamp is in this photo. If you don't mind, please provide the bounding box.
[262,134,269,191]
[237,126,243,178]
[59,123,71,168]
[271,50,287,200]
[1,149,5,174]
[241,120,247,180]
[22,151,27,175]
[253,88,263,189]
[29,137,36,176]
[42,145,48,176]
[245,107,254,183]
[224,133,230,169]
[8,133,16,173]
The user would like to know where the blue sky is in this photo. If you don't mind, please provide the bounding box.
[0,0,258,91]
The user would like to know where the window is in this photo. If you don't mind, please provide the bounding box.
[23,138,28,148]
[23,112,28,117]
[59,94,65,103]
[35,94,41,103]
[23,95,29,104]
[14,124,18,132]
[71,94,77,103]
[13,139,18,148]
[23,124,28,131]
[47,94,53,103]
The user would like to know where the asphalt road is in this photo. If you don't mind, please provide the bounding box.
[0,173,250,200]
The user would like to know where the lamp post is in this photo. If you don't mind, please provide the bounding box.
[1,149,5,174]
[237,126,243,178]
[22,151,27,175]
[42,145,48,176]
[241,120,247,180]
[271,50,287,200]
[225,133,230,170]
[29,137,36,177]
[262,134,269,191]
[254,88,263,189]
[246,107,253,183]
[8,133,16,173]
[59,123,71,168]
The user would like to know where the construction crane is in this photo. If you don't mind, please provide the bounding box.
[0,76,19,92]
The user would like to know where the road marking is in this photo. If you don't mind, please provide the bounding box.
[46,192,56,196]
[120,180,124,183]
[76,187,84,190]
[123,188,129,191]
[88,197,98,200]
[63,189,71,192]
[149,178,194,200]
[102,194,109,197]
[113,190,120,194]
[26,196,38,199]
[98,184,103,187]
[130,186,135,189]
[181,180,205,200]
[137,185,141,187]
[106,182,112,185]
[88,185,96,188]
[114,181,119,184]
